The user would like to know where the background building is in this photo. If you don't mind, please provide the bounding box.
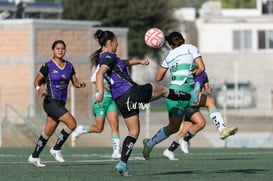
[170,0,273,112]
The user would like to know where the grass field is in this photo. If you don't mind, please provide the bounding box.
[0,147,272,181]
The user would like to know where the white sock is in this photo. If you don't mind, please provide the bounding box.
[112,135,120,153]
[209,109,226,133]
[79,125,88,134]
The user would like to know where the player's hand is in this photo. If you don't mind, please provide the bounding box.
[104,84,111,91]
[79,81,86,88]
[38,87,46,97]
[94,94,103,104]
[206,87,213,95]
[141,58,149,65]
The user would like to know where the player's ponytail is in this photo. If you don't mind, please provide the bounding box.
[90,48,101,68]
[90,29,116,68]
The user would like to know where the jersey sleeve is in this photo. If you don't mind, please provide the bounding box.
[71,64,76,76]
[101,54,116,70]
[204,72,209,84]
[160,51,170,68]
[189,45,201,60]
[39,63,48,77]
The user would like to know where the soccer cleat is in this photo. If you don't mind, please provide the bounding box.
[179,139,189,154]
[71,125,84,147]
[220,127,238,140]
[111,152,121,159]
[115,161,132,176]
[50,147,65,163]
[142,138,152,160]
[163,149,178,161]
[28,155,46,167]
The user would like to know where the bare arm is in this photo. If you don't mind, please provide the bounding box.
[124,58,149,66]
[193,57,205,77]
[92,81,110,90]
[34,73,46,97]
[204,82,212,94]
[71,75,86,88]
[156,65,168,81]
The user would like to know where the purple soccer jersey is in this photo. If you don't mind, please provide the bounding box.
[39,59,75,102]
[98,52,137,99]
[194,71,209,90]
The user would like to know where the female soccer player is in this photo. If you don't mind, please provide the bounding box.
[92,29,198,176]
[163,71,238,160]
[28,40,86,167]
[142,31,205,160]
[71,64,121,159]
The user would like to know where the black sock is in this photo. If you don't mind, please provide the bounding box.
[184,131,195,142]
[167,89,191,101]
[168,141,180,152]
[53,129,70,150]
[120,136,137,163]
[32,135,48,158]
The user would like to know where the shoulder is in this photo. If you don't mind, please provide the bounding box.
[202,72,209,82]
[64,59,73,65]
[162,51,171,60]
[185,44,201,57]
[185,44,198,51]
[100,52,118,64]
[39,60,51,75]
[47,59,54,64]
[44,59,51,66]
[41,60,52,68]
[106,53,117,62]
[100,52,116,59]
[199,71,207,77]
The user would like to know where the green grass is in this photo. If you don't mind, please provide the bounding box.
[1,147,272,181]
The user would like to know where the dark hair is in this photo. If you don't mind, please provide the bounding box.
[52,40,66,50]
[90,29,116,67]
[165,32,185,48]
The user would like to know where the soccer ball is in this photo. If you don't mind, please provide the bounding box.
[144,28,165,48]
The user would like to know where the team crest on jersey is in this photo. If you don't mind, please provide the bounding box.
[52,69,58,73]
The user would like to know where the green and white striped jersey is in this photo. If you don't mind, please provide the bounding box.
[161,44,201,90]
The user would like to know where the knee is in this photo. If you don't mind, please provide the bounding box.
[195,119,206,130]
[166,125,179,134]
[44,130,54,137]
[152,83,168,97]
[206,96,216,108]
[173,126,180,133]
[200,121,206,129]
[70,122,77,131]
[128,128,140,138]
